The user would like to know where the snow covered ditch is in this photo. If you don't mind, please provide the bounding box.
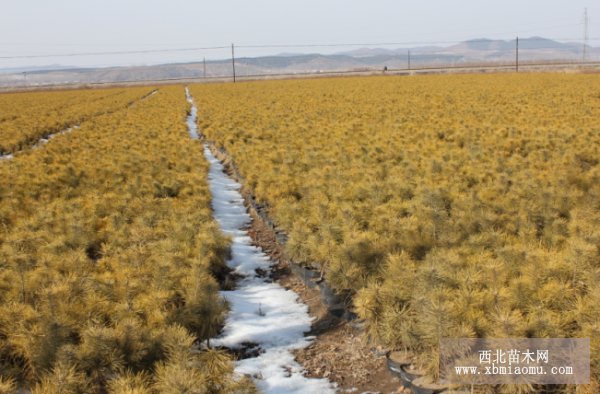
[203,147,336,394]
[0,126,79,162]
[33,125,79,147]
[130,89,158,107]
[2,89,158,162]
[143,90,158,99]
[185,88,336,394]
[185,88,200,139]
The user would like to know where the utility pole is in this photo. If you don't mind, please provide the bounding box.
[583,8,589,62]
[22,71,27,86]
[246,61,249,76]
[203,57,206,78]
[408,50,411,70]
[516,37,519,73]
[231,44,236,83]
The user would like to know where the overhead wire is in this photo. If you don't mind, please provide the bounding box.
[10,44,595,75]
[1,38,597,60]
[0,46,230,59]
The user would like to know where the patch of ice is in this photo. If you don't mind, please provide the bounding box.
[185,88,200,140]
[2,92,151,164]
[134,90,159,107]
[141,90,158,100]
[201,138,335,394]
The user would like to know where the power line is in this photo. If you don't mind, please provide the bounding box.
[0,38,598,60]
[238,38,598,50]
[0,46,229,59]
[6,50,594,76]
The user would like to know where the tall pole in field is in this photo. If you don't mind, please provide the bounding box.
[408,50,411,70]
[23,72,27,86]
[516,37,519,73]
[203,57,206,78]
[231,44,236,83]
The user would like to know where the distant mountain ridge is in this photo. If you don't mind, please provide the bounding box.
[0,37,597,86]
[335,37,588,57]
[454,37,573,51]
[0,64,78,75]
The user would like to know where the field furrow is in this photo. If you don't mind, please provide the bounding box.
[0,87,157,153]
[190,74,600,389]
[0,85,256,393]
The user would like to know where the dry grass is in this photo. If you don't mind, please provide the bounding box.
[0,86,256,393]
[190,73,600,392]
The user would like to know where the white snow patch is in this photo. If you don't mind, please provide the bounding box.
[142,90,158,100]
[200,139,335,393]
[1,123,78,163]
[133,90,159,106]
[2,93,149,163]
[185,87,200,139]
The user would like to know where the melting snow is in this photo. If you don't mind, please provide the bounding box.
[2,93,147,163]
[185,87,200,139]
[188,87,335,393]
[203,145,336,394]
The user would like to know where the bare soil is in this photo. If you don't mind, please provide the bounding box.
[244,205,404,393]
[209,143,406,393]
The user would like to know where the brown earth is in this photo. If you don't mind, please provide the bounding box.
[208,142,411,393]
[242,200,404,394]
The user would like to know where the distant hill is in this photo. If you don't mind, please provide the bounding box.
[0,64,77,75]
[447,37,575,52]
[336,46,444,57]
[336,37,588,58]
[0,37,597,87]
[275,52,307,57]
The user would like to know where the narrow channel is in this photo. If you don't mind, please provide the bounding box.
[185,88,336,394]
[2,89,158,162]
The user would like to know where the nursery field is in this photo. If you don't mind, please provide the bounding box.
[0,87,156,154]
[190,74,600,392]
[0,86,255,393]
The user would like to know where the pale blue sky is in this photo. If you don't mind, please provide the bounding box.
[0,0,597,68]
